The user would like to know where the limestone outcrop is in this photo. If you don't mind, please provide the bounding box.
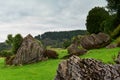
[55,56,120,80]
[12,34,45,65]
[80,33,111,50]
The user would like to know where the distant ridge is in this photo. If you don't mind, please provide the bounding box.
[35,30,87,41]
[35,30,87,48]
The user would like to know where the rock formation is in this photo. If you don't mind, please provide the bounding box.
[43,50,58,59]
[80,33,111,50]
[106,43,118,49]
[115,52,120,64]
[55,56,120,80]
[67,44,87,55]
[12,34,45,65]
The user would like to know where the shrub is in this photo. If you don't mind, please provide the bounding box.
[12,34,23,54]
[6,34,23,54]
[0,50,13,57]
[63,39,71,48]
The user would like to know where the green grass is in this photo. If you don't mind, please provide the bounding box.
[0,47,119,80]
[80,47,120,64]
[0,59,61,80]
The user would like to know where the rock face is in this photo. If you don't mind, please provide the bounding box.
[67,44,87,55]
[80,33,111,50]
[55,56,120,80]
[12,34,45,65]
[115,52,120,64]
[43,50,58,59]
[106,43,118,49]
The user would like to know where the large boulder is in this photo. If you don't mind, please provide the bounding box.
[12,34,45,65]
[55,56,120,80]
[80,33,111,50]
[67,44,87,55]
[43,50,58,59]
[106,43,118,49]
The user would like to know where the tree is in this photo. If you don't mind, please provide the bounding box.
[5,34,23,54]
[106,0,120,26]
[6,34,13,46]
[86,7,109,34]
[100,14,117,34]
[106,0,120,12]
[12,34,23,54]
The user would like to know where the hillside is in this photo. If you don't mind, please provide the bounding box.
[35,30,87,48]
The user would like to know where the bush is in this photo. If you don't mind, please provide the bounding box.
[0,50,13,57]
[12,34,23,54]
[63,39,71,48]
[6,34,23,54]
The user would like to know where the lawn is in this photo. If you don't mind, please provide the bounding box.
[80,47,120,64]
[0,47,119,80]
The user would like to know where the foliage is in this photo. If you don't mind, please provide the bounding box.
[72,35,83,44]
[100,14,117,34]
[0,43,11,51]
[86,7,109,34]
[12,34,23,54]
[111,25,120,38]
[35,30,87,48]
[5,34,23,54]
[63,39,71,48]
[106,0,120,26]
[40,30,87,41]
[106,0,120,12]
[0,50,13,57]
[6,34,13,46]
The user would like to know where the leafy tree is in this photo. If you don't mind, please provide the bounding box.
[5,34,23,54]
[106,0,120,26]
[100,14,117,34]
[6,34,13,46]
[106,0,120,12]
[86,7,109,34]
[12,34,23,54]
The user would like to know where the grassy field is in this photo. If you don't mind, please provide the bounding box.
[0,47,119,80]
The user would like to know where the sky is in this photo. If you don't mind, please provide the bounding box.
[0,0,107,42]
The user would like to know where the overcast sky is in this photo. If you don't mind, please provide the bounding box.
[0,0,107,42]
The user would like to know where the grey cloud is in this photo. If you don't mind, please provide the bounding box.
[0,0,107,42]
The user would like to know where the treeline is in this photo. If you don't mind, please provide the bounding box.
[0,43,11,51]
[35,30,87,48]
[86,0,120,39]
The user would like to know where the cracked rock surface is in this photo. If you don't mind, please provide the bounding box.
[55,55,120,80]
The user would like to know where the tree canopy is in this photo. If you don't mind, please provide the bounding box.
[6,34,23,54]
[86,7,109,34]
[106,0,120,12]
